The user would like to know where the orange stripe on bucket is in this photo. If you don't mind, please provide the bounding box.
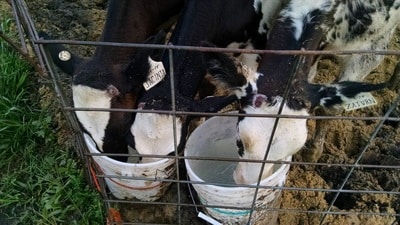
[108,177,163,190]
[89,159,166,191]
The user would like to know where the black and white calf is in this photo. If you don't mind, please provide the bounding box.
[233,0,390,184]
[304,0,400,161]
[125,0,269,162]
[310,0,400,82]
[42,0,184,161]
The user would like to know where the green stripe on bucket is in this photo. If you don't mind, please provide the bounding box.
[210,207,250,216]
[199,197,250,216]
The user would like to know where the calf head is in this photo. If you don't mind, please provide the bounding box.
[127,43,261,162]
[232,0,389,184]
[201,42,262,99]
[40,32,162,162]
[40,0,184,162]
[234,94,308,184]
[72,57,144,162]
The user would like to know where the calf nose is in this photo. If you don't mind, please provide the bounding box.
[252,94,268,108]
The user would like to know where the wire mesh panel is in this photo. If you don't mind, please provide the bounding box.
[8,0,400,224]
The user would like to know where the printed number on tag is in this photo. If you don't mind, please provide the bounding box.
[143,57,166,90]
[342,92,377,111]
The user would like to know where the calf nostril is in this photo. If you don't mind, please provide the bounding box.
[253,94,267,108]
[255,99,262,107]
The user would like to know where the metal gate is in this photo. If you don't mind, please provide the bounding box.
[6,0,400,224]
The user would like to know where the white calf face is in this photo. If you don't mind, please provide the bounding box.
[233,95,308,184]
[131,112,182,163]
[226,41,260,72]
[233,61,263,99]
[224,44,263,98]
[253,0,289,35]
[72,84,116,151]
[280,0,333,40]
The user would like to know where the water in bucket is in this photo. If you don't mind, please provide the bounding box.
[192,137,238,185]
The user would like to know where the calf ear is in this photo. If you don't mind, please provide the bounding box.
[106,85,120,97]
[124,30,167,84]
[201,41,247,88]
[305,81,387,108]
[201,41,235,74]
[39,31,84,76]
[146,30,167,61]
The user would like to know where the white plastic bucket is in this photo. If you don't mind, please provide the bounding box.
[184,115,291,225]
[84,134,175,201]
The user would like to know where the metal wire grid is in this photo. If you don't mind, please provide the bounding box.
[7,0,400,224]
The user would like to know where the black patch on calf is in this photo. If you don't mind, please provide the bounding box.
[335,17,343,25]
[39,31,84,76]
[305,83,340,108]
[201,42,247,88]
[73,65,114,90]
[245,84,255,98]
[238,109,247,122]
[346,1,376,37]
[287,97,307,111]
[257,7,327,98]
[257,7,328,111]
[125,131,136,151]
[321,95,343,108]
[237,139,245,157]
[103,92,137,162]
[124,31,167,91]
[203,46,247,88]
[240,90,255,109]
[305,81,387,108]
[384,0,395,9]
[254,0,262,14]
[337,81,387,98]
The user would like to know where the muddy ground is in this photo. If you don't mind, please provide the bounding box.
[23,0,399,224]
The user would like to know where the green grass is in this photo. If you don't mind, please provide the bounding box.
[0,12,104,225]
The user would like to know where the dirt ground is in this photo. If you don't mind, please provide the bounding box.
[22,0,399,224]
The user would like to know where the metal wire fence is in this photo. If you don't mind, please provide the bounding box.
[7,0,400,224]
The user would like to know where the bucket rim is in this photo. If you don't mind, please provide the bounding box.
[184,155,291,191]
[83,133,173,167]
